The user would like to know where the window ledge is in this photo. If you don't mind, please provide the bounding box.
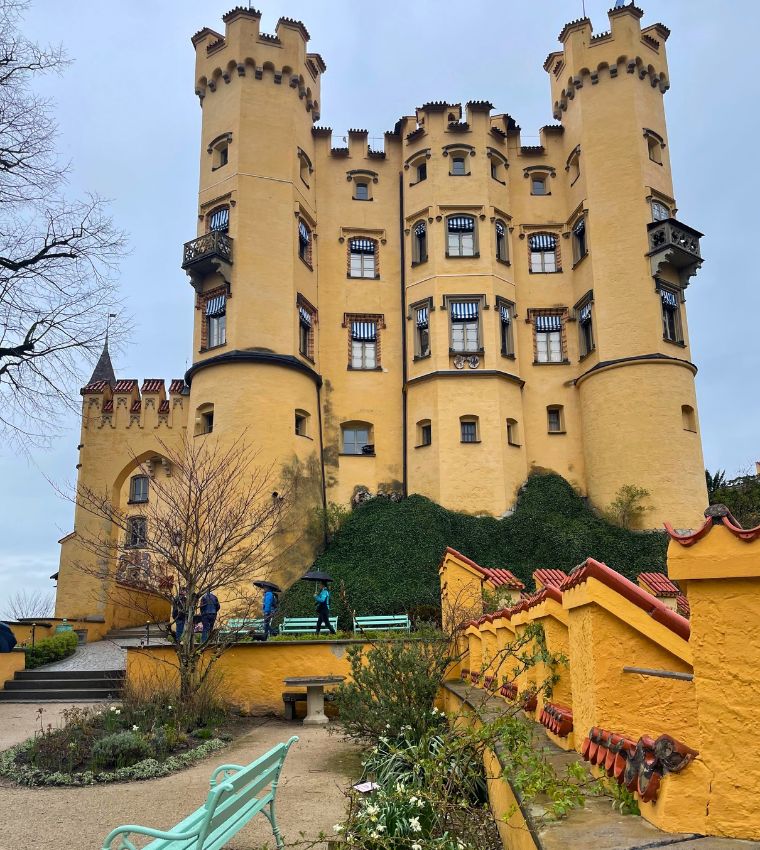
[299,257,313,271]
[449,173,471,177]
[683,428,698,434]
[211,164,228,172]
[446,253,480,259]
[528,269,562,274]
[507,442,521,448]
[409,180,427,187]
[339,452,376,457]
[663,338,686,348]
[299,353,316,364]
[347,366,383,372]
[533,359,571,366]
[413,353,431,362]
[547,430,567,435]
[347,275,381,280]
[460,440,482,444]
[450,348,485,355]
[200,342,227,353]
[491,177,507,185]
[578,348,596,362]
[414,443,432,449]
[352,197,374,202]
[496,258,511,267]
[411,259,428,267]
[571,252,589,270]
[127,500,148,506]
[295,433,314,440]
[501,352,516,360]
[530,192,552,197]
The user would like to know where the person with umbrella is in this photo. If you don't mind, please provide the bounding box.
[255,580,281,640]
[314,581,335,635]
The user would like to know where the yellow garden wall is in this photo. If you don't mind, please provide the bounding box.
[0,648,25,687]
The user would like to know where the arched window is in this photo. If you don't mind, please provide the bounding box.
[681,404,697,432]
[529,232,559,273]
[412,221,427,264]
[207,206,229,233]
[417,419,432,447]
[495,220,509,262]
[341,421,374,455]
[506,418,520,446]
[298,219,312,266]
[348,238,377,278]
[129,475,149,504]
[126,516,147,548]
[460,415,479,443]
[644,129,665,164]
[547,405,565,434]
[295,409,310,437]
[298,148,312,186]
[447,215,477,257]
[195,403,214,436]
[572,217,588,264]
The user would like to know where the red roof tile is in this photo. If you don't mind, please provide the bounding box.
[81,380,109,394]
[534,568,568,588]
[666,505,760,545]
[638,572,679,597]
[508,585,562,616]
[441,547,524,589]
[102,400,113,413]
[169,379,186,394]
[560,558,690,641]
[676,594,690,618]
[113,379,138,394]
[130,400,141,413]
[158,400,170,414]
[141,379,165,393]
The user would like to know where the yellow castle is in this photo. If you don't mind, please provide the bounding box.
[54,5,708,623]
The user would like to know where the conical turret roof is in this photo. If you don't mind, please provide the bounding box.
[88,338,115,385]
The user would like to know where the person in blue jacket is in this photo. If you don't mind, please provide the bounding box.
[314,582,336,635]
[0,622,17,653]
[262,588,278,640]
[199,590,220,643]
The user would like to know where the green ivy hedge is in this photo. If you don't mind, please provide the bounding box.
[25,631,78,669]
[280,474,668,629]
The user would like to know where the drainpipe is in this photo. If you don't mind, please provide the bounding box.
[316,380,329,548]
[399,172,408,496]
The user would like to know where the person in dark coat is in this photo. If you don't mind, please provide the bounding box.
[314,582,335,635]
[200,590,221,643]
[172,589,188,640]
[0,622,17,653]
[262,588,279,640]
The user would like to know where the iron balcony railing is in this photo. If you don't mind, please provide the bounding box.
[182,230,233,270]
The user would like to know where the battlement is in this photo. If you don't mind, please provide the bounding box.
[80,378,189,432]
[192,9,322,119]
[547,5,670,121]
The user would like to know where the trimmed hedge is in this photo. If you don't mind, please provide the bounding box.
[280,473,668,629]
[25,631,78,669]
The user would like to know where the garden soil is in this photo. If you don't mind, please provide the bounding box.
[0,702,362,850]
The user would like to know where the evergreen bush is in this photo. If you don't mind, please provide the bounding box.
[91,731,151,769]
[281,473,668,627]
[24,631,78,669]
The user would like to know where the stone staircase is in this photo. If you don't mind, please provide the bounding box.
[102,622,171,643]
[0,669,125,702]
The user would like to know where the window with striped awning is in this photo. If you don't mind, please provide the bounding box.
[416,306,429,328]
[535,314,562,332]
[298,221,310,243]
[208,207,229,232]
[661,289,678,308]
[415,222,426,237]
[298,306,312,327]
[351,321,377,341]
[350,238,375,254]
[579,303,592,323]
[205,295,226,317]
[450,301,479,321]
[529,233,556,250]
[500,304,511,324]
[573,219,585,236]
[447,216,475,232]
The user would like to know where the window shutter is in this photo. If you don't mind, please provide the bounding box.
[573,219,585,237]
[298,221,310,243]
[496,221,506,237]
[415,222,426,237]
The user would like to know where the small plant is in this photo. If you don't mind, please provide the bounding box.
[605,484,653,530]
[594,775,640,815]
[24,631,78,669]
[91,731,151,769]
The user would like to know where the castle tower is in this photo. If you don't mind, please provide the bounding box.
[542,6,706,526]
[183,10,328,577]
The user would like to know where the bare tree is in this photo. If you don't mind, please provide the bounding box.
[73,434,291,702]
[3,587,53,620]
[0,0,126,448]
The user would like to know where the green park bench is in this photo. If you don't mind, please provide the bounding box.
[218,617,265,636]
[280,616,338,635]
[353,614,411,632]
[100,737,298,850]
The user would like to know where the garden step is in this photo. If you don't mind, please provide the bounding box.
[0,687,121,701]
[5,677,122,691]
[15,669,124,680]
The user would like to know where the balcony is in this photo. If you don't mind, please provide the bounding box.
[182,230,233,287]
[647,218,703,286]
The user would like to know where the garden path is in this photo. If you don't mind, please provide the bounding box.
[0,707,361,850]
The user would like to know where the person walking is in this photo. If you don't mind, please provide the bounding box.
[172,588,188,641]
[314,581,335,635]
[200,590,221,643]
[262,587,278,640]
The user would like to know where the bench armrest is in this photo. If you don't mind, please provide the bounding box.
[210,763,246,786]
[101,823,198,850]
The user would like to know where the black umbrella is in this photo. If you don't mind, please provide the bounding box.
[300,571,334,583]
[253,580,282,593]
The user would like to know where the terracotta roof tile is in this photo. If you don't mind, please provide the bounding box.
[169,379,186,394]
[158,400,170,414]
[560,558,690,641]
[141,379,165,393]
[638,572,679,597]
[666,504,760,546]
[482,567,525,590]
[534,568,568,588]
[102,400,113,413]
[80,380,109,395]
[508,585,562,616]
[676,594,690,618]
[130,400,141,413]
[113,379,138,394]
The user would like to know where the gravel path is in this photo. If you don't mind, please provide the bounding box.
[37,638,131,671]
[0,705,362,850]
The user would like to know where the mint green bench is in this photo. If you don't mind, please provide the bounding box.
[218,617,265,636]
[353,614,411,632]
[100,736,298,850]
[280,616,338,634]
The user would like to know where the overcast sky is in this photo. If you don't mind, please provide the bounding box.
[0,0,757,616]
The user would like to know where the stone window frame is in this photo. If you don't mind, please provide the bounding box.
[442,143,475,177]
[643,128,665,165]
[343,312,385,371]
[495,296,516,359]
[347,237,380,279]
[574,290,595,359]
[409,296,433,360]
[527,307,570,365]
[207,131,232,171]
[526,230,562,273]
[296,293,317,362]
[196,284,230,352]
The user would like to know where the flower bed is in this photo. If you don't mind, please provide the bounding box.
[0,701,231,787]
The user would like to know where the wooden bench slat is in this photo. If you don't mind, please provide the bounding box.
[353,615,411,632]
[280,617,338,634]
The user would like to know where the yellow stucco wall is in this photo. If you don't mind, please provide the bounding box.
[0,649,25,688]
